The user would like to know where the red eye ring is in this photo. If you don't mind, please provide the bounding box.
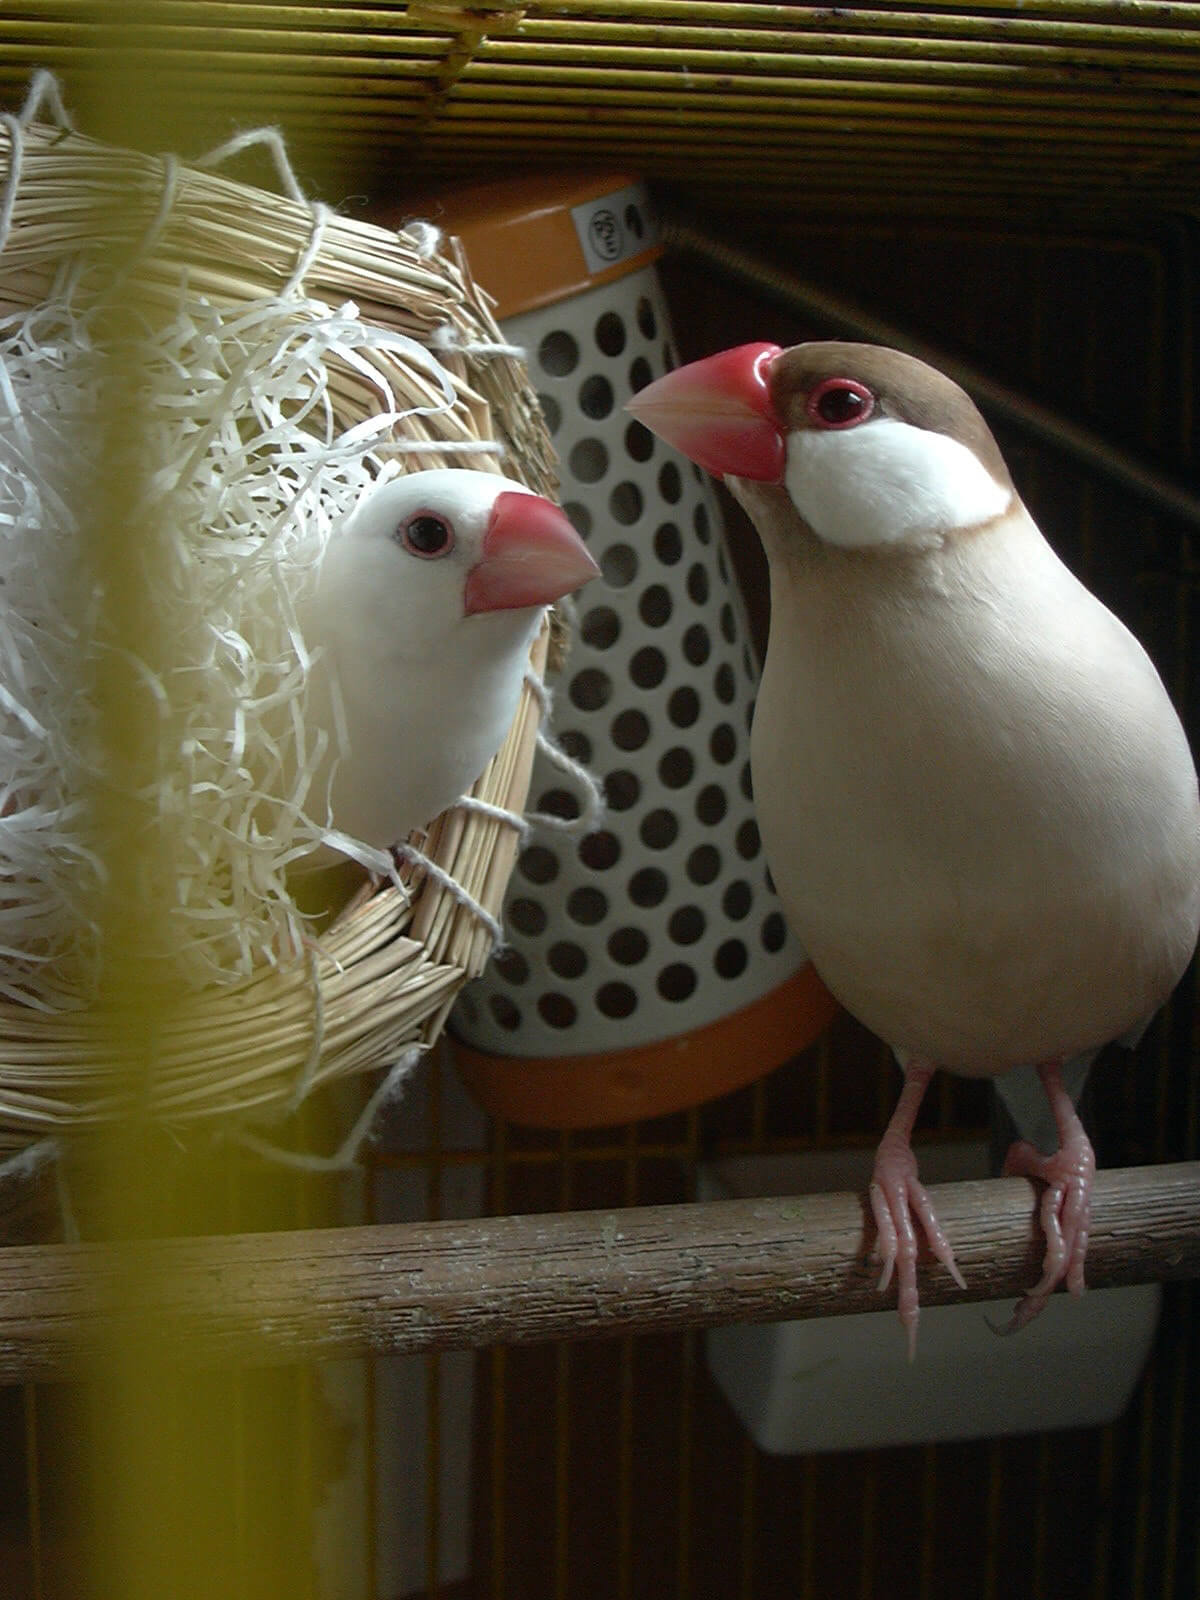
[805,377,875,430]
[398,511,455,558]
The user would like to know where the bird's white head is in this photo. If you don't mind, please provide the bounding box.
[317,468,598,653]
[626,341,1015,552]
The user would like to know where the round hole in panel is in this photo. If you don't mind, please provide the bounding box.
[736,819,761,860]
[604,769,641,811]
[488,994,522,1031]
[519,845,559,885]
[715,939,749,980]
[713,662,736,704]
[654,522,682,565]
[538,393,562,434]
[538,992,578,1028]
[567,885,609,926]
[638,584,673,627]
[610,481,644,526]
[658,461,682,504]
[569,438,609,483]
[509,897,547,937]
[558,728,593,765]
[740,761,754,801]
[580,606,620,651]
[538,787,582,822]
[568,666,613,712]
[629,866,669,908]
[668,905,705,946]
[722,879,753,921]
[629,645,667,690]
[667,686,700,728]
[579,829,621,871]
[596,981,638,1020]
[600,542,638,588]
[710,723,737,764]
[611,708,651,751]
[658,746,695,790]
[629,355,653,392]
[686,844,721,886]
[563,500,593,537]
[548,941,588,980]
[580,373,615,420]
[720,603,737,644]
[595,311,626,357]
[625,420,654,463]
[657,963,698,1002]
[696,784,727,826]
[608,925,650,966]
[538,329,579,376]
[694,503,711,543]
[683,623,711,666]
[640,808,679,850]
[687,564,709,606]
[494,948,530,985]
[636,297,657,340]
[762,912,788,954]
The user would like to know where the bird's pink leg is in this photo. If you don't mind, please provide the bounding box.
[1001,1058,1095,1332]
[869,1061,967,1358]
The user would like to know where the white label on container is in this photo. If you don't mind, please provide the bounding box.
[570,184,661,276]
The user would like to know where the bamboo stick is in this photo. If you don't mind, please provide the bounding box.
[527,0,1200,25]
[511,15,1200,51]
[7,36,1200,78]
[6,5,1200,53]
[0,1162,1196,1382]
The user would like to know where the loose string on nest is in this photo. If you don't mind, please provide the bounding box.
[230,1048,420,1173]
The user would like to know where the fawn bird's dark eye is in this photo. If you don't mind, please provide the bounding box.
[400,514,454,557]
[806,378,875,430]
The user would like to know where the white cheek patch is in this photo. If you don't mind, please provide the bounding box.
[784,417,1012,549]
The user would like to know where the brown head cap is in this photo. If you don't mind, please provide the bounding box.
[768,342,1014,493]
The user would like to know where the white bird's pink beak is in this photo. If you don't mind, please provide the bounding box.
[624,342,786,482]
[464,491,599,616]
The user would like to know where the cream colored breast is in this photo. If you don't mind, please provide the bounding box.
[749,510,1200,1070]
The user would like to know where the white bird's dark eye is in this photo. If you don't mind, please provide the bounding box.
[399,513,454,558]
[806,377,875,429]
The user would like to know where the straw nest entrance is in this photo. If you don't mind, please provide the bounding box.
[0,76,564,1161]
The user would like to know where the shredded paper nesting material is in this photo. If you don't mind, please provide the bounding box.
[0,75,564,1153]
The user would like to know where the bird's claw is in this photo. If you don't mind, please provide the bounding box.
[869,1138,966,1360]
[1001,1130,1095,1331]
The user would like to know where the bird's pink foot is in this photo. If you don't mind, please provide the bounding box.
[1000,1060,1096,1332]
[869,1062,966,1358]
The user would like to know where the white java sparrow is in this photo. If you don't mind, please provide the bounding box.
[627,340,1200,1351]
[302,468,598,857]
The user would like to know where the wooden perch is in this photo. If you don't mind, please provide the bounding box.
[0,1163,1197,1383]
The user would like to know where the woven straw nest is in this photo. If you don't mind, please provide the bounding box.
[0,76,564,1162]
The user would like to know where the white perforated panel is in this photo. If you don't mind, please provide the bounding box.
[452,259,808,1057]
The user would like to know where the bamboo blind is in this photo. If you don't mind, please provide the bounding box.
[0,2,1198,219]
